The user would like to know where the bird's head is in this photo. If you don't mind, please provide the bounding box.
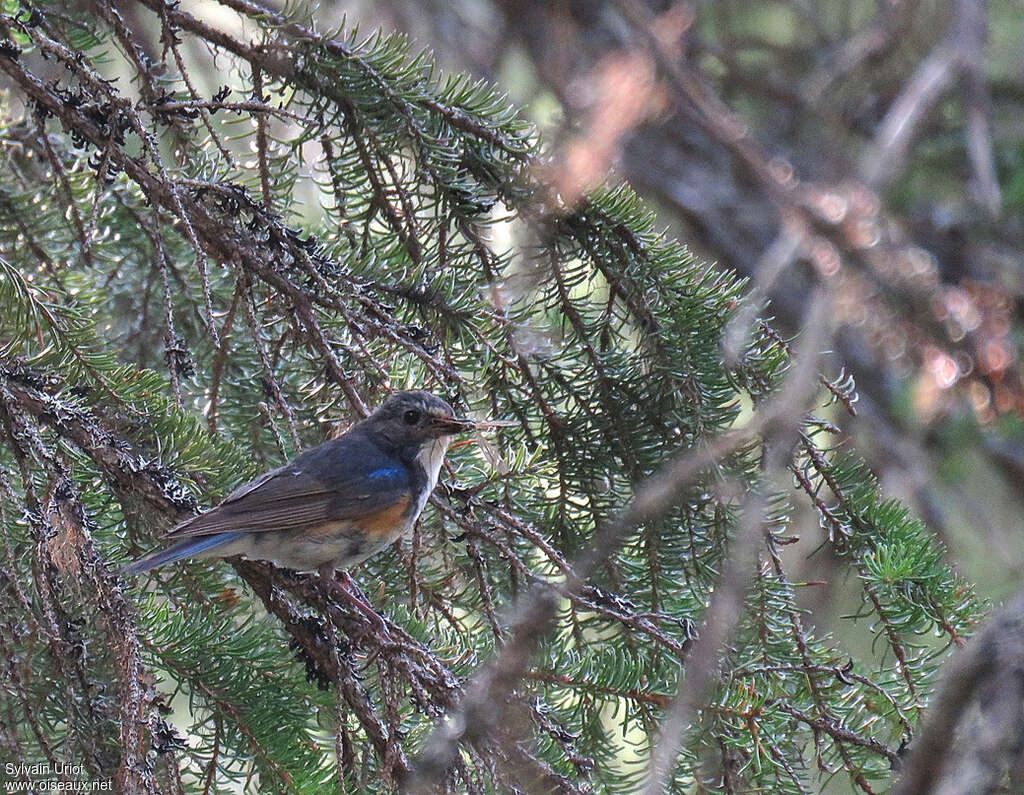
[365,390,476,450]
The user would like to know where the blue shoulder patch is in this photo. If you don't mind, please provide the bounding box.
[366,466,405,480]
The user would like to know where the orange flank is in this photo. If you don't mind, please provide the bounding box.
[358,495,412,538]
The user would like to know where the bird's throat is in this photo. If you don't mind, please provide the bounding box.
[415,436,449,497]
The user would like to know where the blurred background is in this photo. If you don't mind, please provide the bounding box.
[325,0,1024,615]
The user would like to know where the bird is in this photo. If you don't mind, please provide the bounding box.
[121,390,479,617]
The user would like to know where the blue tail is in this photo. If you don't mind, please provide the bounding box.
[120,532,245,575]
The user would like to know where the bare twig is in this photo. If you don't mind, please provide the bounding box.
[859,43,959,189]
[643,291,832,793]
[956,0,1001,217]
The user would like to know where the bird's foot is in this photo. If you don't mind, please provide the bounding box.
[321,567,387,635]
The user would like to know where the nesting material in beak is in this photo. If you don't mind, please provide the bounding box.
[440,417,516,472]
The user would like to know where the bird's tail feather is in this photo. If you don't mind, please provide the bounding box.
[120,532,245,575]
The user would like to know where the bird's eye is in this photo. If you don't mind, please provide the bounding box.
[403,409,421,425]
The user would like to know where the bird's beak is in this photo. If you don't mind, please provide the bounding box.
[430,415,479,435]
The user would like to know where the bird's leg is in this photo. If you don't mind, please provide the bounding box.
[319,564,387,634]
[339,570,371,606]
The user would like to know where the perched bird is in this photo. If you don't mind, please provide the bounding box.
[122,391,478,595]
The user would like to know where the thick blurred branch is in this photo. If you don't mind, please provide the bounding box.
[643,291,831,793]
[411,290,833,788]
[468,0,1023,554]
[895,587,1024,795]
